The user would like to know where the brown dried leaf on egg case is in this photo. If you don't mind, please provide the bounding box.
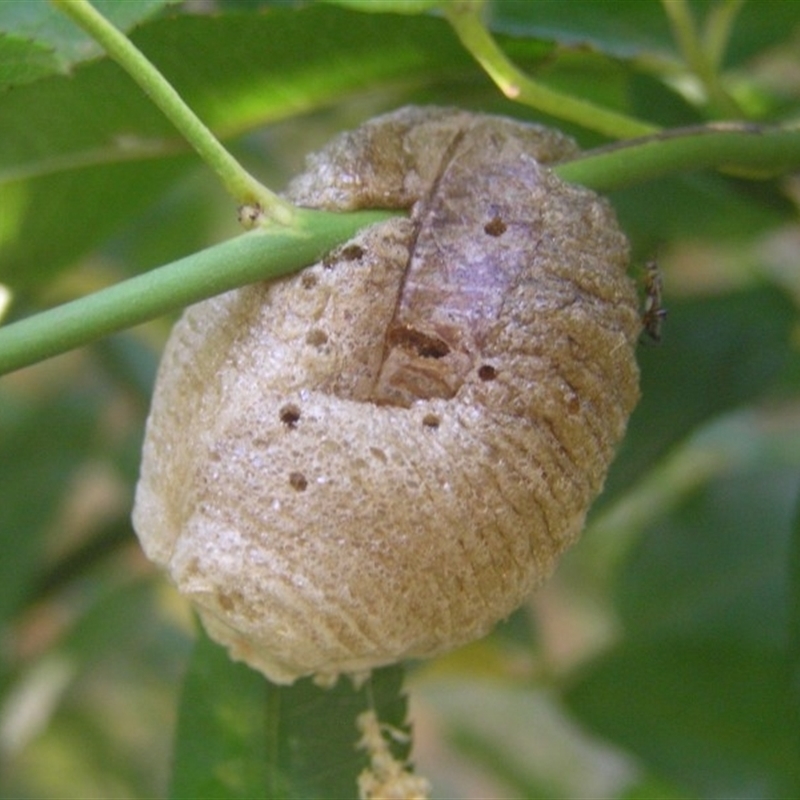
[132,106,641,685]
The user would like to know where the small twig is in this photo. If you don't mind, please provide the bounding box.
[553,121,800,192]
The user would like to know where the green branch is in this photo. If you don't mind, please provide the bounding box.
[51,0,297,226]
[553,122,800,192]
[0,209,395,376]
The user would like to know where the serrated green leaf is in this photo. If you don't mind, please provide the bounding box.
[171,626,410,800]
[0,0,177,89]
[0,31,57,86]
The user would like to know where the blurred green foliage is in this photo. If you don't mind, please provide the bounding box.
[1,1,799,798]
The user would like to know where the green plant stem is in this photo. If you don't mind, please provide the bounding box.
[51,0,297,225]
[444,1,657,139]
[553,122,800,192]
[0,209,395,376]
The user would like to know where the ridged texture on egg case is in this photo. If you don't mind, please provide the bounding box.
[132,107,641,684]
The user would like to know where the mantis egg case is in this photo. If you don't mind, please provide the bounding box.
[132,106,641,685]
